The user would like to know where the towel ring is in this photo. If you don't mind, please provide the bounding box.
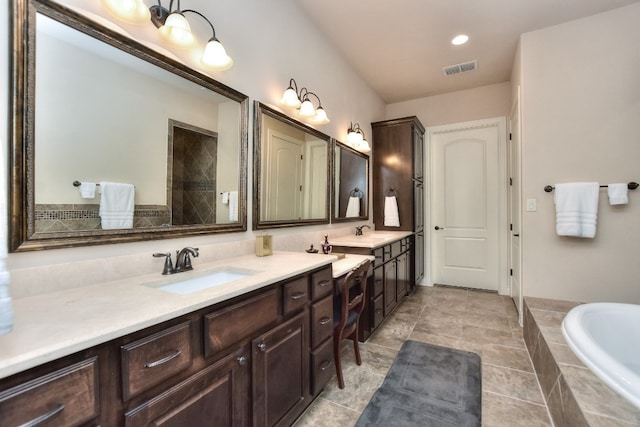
[350,188,364,198]
[386,187,398,197]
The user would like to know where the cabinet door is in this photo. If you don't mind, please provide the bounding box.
[253,312,309,427]
[125,345,251,427]
[384,261,397,313]
[396,252,409,300]
[414,232,424,286]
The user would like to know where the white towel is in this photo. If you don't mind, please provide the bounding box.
[345,196,360,217]
[228,191,238,222]
[384,196,400,227]
[99,182,135,229]
[554,182,599,238]
[607,183,628,205]
[221,192,230,204]
[79,182,96,199]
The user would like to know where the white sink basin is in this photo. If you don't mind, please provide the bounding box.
[562,303,640,409]
[144,267,259,295]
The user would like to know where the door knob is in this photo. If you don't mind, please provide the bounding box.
[434,226,444,230]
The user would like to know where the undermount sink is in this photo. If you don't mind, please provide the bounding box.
[144,267,259,295]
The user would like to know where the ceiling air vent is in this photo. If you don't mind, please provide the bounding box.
[443,60,478,77]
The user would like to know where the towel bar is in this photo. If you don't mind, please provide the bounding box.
[544,182,639,193]
[350,188,363,198]
[386,187,398,197]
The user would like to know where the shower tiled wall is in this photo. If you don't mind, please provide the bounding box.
[35,204,170,232]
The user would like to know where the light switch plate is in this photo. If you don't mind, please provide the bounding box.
[526,199,537,212]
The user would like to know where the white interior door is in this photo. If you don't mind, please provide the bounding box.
[509,89,523,325]
[263,130,303,220]
[430,119,506,291]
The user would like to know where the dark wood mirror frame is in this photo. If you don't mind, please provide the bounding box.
[331,140,369,223]
[253,101,331,230]
[9,0,249,252]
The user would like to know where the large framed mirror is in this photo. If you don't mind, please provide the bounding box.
[332,141,369,222]
[253,102,331,229]
[9,0,249,251]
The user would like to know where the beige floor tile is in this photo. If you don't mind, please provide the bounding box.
[483,344,534,372]
[482,391,552,427]
[293,397,361,427]
[483,364,545,405]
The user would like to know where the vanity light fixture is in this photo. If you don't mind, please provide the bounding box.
[347,122,371,153]
[102,0,233,70]
[150,2,233,70]
[280,79,330,125]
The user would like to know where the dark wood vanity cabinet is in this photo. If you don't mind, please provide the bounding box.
[371,116,425,288]
[0,264,334,427]
[333,236,412,342]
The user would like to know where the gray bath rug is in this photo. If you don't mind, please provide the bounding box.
[355,340,481,426]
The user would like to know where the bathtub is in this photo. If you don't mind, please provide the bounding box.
[562,303,640,410]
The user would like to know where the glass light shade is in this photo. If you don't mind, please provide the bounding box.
[347,130,363,145]
[358,139,371,152]
[281,88,301,108]
[298,99,316,117]
[101,0,150,24]
[201,39,233,70]
[159,13,195,47]
[312,107,330,124]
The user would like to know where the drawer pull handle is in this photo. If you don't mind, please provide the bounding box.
[319,316,331,325]
[258,342,267,352]
[20,403,64,427]
[318,280,332,288]
[237,355,247,366]
[144,349,181,368]
[290,292,307,300]
[319,360,332,371]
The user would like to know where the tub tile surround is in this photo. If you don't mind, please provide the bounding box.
[524,297,640,426]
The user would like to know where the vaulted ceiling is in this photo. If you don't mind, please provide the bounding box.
[296,0,640,103]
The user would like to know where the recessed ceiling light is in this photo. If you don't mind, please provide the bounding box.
[451,34,469,46]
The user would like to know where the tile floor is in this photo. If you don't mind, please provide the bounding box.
[294,285,553,427]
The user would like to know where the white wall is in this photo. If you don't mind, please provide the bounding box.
[0,0,385,286]
[518,3,640,303]
[385,82,511,127]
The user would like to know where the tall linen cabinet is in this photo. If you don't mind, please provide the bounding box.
[371,116,425,288]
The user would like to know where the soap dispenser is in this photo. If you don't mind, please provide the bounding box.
[322,235,332,254]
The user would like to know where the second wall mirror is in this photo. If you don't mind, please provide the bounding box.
[332,141,369,222]
[253,102,331,229]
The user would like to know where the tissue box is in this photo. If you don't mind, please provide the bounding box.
[256,235,273,257]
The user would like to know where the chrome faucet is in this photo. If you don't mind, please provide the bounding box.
[175,247,199,272]
[153,247,199,275]
[355,224,371,236]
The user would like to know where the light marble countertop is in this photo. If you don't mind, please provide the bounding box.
[331,254,375,278]
[329,230,413,249]
[0,251,335,380]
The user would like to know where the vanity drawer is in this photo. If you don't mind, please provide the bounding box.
[390,240,402,258]
[205,288,280,357]
[311,266,333,301]
[283,277,309,316]
[373,265,384,297]
[372,247,384,264]
[372,294,384,329]
[311,338,334,395]
[0,357,98,426]
[122,321,193,400]
[311,295,333,348]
